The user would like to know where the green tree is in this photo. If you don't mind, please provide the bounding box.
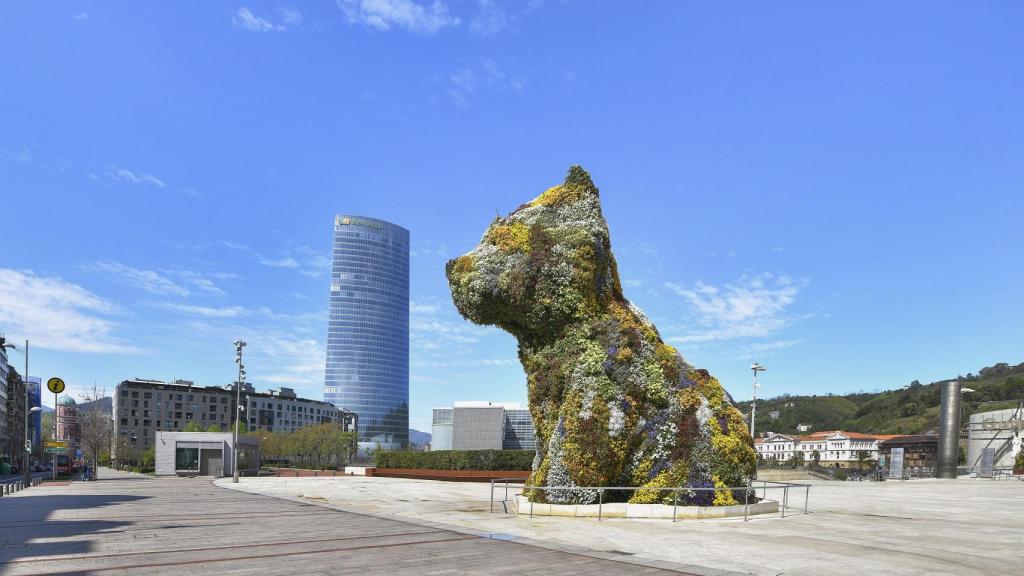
[206,424,221,432]
[183,421,203,432]
[79,385,112,480]
[856,450,872,470]
[230,420,249,435]
[787,451,805,469]
[811,449,821,466]
[141,448,155,472]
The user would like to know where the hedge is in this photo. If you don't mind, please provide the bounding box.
[375,449,534,471]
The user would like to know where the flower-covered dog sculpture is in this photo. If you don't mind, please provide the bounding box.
[447,166,756,504]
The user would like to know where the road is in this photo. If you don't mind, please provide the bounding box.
[0,468,690,575]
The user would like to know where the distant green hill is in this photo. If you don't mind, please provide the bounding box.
[734,361,1024,436]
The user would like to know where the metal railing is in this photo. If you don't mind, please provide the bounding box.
[490,478,810,522]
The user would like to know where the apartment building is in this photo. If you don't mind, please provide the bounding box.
[113,379,356,460]
[242,386,357,434]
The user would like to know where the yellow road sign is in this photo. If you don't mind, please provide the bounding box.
[47,377,65,394]
[44,441,68,448]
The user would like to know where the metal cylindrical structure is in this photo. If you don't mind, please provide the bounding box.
[937,380,962,478]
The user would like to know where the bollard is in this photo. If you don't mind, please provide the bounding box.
[744,486,749,522]
[780,485,788,518]
[672,491,678,522]
[804,485,809,514]
[490,480,494,513]
[598,488,604,522]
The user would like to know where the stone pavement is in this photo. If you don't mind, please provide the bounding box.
[0,468,691,575]
[217,474,1024,576]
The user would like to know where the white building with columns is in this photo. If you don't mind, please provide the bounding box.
[755,430,896,468]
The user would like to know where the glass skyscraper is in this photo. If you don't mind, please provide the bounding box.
[324,215,409,451]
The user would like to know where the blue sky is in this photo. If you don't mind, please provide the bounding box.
[1,2,1021,431]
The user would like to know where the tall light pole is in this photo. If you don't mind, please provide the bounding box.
[233,340,246,483]
[749,363,766,441]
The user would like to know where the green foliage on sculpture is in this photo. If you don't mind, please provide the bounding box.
[446,166,757,504]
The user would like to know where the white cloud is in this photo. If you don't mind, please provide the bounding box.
[469,0,507,37]
[177,309,327,396]
[173,270,229,297]
[232,7,284,32]
[409,296,489,359]
[221,240,252,251]
[258,255,300,269]
[162,304,250,318]
[665,274,808,344]
[412,358,516,368]
[338,0,460,34]
[253,245,330,277]
[108,164,166,188]
[73,13,89,21]
[276,5,304,26]
[410,300,440,315]
[0,269,137,354]
[445,58,522,108]
[7,149,32,163]
[87,261,190,297]
[744,339,802,353]
[524,0,544,14]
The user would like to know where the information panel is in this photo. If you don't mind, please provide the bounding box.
[888,447,904,479]
[979,447,995,478]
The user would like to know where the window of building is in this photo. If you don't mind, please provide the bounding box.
[175,447,199,471]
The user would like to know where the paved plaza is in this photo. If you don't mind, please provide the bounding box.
[217,474,1024,576]
[0,468,687,575]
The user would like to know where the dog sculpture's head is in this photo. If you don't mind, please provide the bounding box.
[446,166,624,341]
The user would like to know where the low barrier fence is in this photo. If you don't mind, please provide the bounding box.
[0,475,44,495]
[489,478,810,522]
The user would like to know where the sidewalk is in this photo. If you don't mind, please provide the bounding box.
[216,474,1023,576]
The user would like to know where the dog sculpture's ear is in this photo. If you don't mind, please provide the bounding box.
[564,165,599,196]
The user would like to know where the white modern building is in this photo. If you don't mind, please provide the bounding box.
[154,431,260,477]
[431,401,536,451]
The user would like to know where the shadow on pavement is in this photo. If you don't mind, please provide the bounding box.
[0,492,149,563]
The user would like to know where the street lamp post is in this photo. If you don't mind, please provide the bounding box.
[749,363,766,441]
[130,434,137,469]
[233,340,246,483]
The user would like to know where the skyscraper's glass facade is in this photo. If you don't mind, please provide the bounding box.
[324,215,409,450]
